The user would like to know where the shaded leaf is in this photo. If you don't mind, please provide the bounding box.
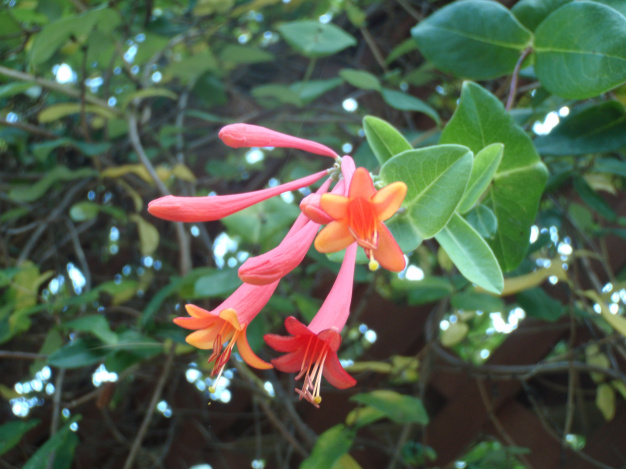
[381,88,441,125]
[516,288,564,322]
[458,143,503,214]
[411,0,532,79]
[464,205,498,239]
[534,1,626,98]
[300,424,355,469]
[350,390,429,424]
[278,21,356,58]
[48,338,109,369]
[0,419,40,457]
[340,69,381,91]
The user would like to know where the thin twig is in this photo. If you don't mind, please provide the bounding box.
[360,27,389,73]
[0,119,58,138]
[256,397,309,459]
[0,65,119,113]
[0,351,47,360]
[46,368,65,469]
[122,343,176,469]
[506,47,532,111]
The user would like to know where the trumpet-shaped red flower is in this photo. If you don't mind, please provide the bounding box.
[264,243,357,407]
[147,170,327,222]
[314,167,407,272]
[174,281,278,386]
[219,123,339,158]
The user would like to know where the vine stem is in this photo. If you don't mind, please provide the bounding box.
[506,47,532,111]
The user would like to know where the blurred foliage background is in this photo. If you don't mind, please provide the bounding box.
[2,0,626,468]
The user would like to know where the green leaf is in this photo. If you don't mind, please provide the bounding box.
[380,88,441,125]
[38,103,117,122]
[29,8,120,65]
[511,0,572,31]
[23,418,80,469]
[64,315,118,345]
[278,21,357,58]
[32,139,111,161]
[252,84,302,106]
[9,166,98,203]
[48,338,110,368]
[121,88,178,108]
[464,205,498,239]
[194,269,240,298]
[516,288,564,322]
[392,276,455,305]
[458,143,503,214]
[164,51,218,83]
[385,215,423,253]
[300,424,355,469]
[0,419,40,456]
[440,82,548,271]
[596,383,616,421]
[386,38,419,64]
[219,44,274,64]
[534,102,626,155]
[350,390,429,424]
[129,214,160,256]
[345,406,386,430]
[380,145,473,239]
[534,1,626,99]
[441,321,469,347]
[594,157,626,178]
[290,77,343,103]
[572,175,616,221]
[339,69,381,91]
[411,0,532,80]
[0,82,40,99]
[435,213,504,294]
[363,116,412,165]
[451,291,504,312]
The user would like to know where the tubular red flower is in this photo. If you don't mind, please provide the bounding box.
[314,167,407,272]
[174,281,278,382]
[147,170,328,222]
[264,243,357,407]
[219,123,339,158]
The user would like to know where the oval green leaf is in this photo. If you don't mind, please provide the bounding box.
[381,88,441,125]
[440,82,548,272]
[340,68,381,91]
[464,204,498,239]
[458,143,504,214]
[300,424,355,469]
[278,21,356,58]
[534,1,626,98]
[380,145,473,239]
[350,390,429,424]
[435,212,504,294]
[411,0,532,80]
[363,115,412,165]
[534,101,626,155]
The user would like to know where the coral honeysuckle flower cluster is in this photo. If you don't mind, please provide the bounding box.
[148,123,407,407]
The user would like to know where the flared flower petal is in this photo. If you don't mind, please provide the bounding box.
[173,281,278,380]
[219,123,339,158]
[315,167,407,272]
[148,170,328,222]
[264,244,357,406]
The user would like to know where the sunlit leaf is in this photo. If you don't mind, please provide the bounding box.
[340,69,381,91]
[435,213,503,294]
[457,143,503,214]
[300,424,355,469]
[363,115,412,165]
[596,383,616,421]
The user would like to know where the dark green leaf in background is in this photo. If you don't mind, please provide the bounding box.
[0,419,40,457]
[23,418,80,469]
[534,101,626,155]
[340,69,381,91]
[380,89,441,125]
[350,390,429,424]
[511,0,572,31]
[411,0,532,80]
[278,21,357,57]
[534,1,626,99]
[300,424,355,469]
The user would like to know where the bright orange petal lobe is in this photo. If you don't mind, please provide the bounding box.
[314,221,354,253]
[320,194,348,219]
[236,330,273,370]
[372,182,407,221]
[313,166,406,271]
[373,222,406,272]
